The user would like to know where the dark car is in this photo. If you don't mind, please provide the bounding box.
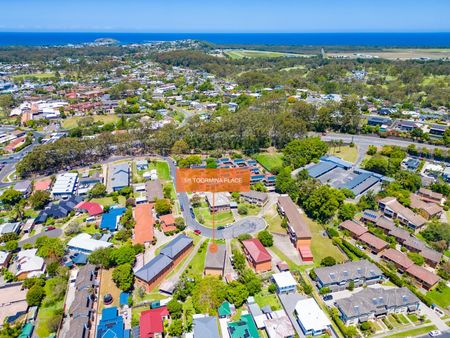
[323,294,333,301]
[217,226,225,230]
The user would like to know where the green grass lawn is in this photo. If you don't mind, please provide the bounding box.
[35,301,64,337]
[269,245,305,271]
[254,291,281,310]
[306,217,347,266]
[254,152,283,172]
[150,161,171,181]
[185,240,209,277]
[396,314,409,325]
[407,313,419,323]
[12,72,54,81]
[225,49,305,59]
[426,285,450,308]
[193,207,234,228]
[239,203,261,216]
[384,325,437,338]
[328,145,358,163]
[62,114,120,129]
[91,196,126,207]
[264,206,285,233]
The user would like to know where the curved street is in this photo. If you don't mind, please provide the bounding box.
[164,156,267,239]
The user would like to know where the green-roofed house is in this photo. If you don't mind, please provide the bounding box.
[227,313,259,338]
[218,301,235,318]
[18,323,33,338]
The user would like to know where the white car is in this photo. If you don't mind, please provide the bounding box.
[429,330,442,337]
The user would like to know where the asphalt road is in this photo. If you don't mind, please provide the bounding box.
[164,156,266,239]
[317,132,449,151]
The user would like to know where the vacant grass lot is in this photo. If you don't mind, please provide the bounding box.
[62,114,120,129]
[306,217,347,266]
[254,291,281,310]
[225,49,306,59]
[91,195,126,207]
[328,145,358,163]
[427,285,450,308]
[254,152,283,172]
[12,72,54,81]
[35,301,64,337]
[185,240,209,278]
[194,207,234,228]
[98,269,121,311]
[264,205,285,233]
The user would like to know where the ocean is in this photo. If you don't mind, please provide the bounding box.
[0,32,450,47]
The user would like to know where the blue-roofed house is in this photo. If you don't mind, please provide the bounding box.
[403,158,420,171]
[110,163,130,192]
[193,316,220,338]
[100,207,126,231]
[96,307,130,338]
[320,155,353,170]
[307,161,337,178]
[367,116,392,127]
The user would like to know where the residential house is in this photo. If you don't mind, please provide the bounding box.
[193,316,220,338]
[381,249,414,272]
[100,207,126,231]
[314,260,383,292]
[13,180,32,197]
[242,238,272,273]
[13,249,45,280]
[33,179,52,192]
[67,233,113,254]
[133,203,154,245]
[240,191,268,206]
[96,307,130,338]
[0,283,28,326]
[0,251,11,268]
[159,214,176,233]
[358,233,389,254]
[139,306,169,338]
[134,234,193,291]
[277,195,312,262]
[417,188,444,204]
[75,201,103,217]
[228,313,259,338]
[136,159,149,171]
[272,271,297,294]
[405,265,440,290]
[339,220,368,239]
[295,298,331,336]
[205,192,231,212]
[336,287,419,325]
[36,195,83,224]
[51,172,78,198]
[264,316,295,338]
[410,194,443,219]
[218,301,236,318]
[110,163,130,192]
[378,197,426,230]
[429,124,447,137]
[204,244,226,276]
[0,221,21,235]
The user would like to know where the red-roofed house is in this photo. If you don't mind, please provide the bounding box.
[242,238,272,273]
[140,306,169,338]
[159,214,177,233]
[5,136,26,153]
[134,203,155,245]
[75,201,103,216]
[34,179,52,191]
[406,265,440,290]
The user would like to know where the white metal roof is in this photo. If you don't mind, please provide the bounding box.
[295,298,331,332]
[272,271,297,289]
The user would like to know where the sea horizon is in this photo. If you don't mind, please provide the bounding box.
[0,32,450,47]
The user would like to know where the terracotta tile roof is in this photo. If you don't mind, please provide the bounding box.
[381,248,414,270]
[34,179,52,191]
[339,220,368,237]
[358,232,389,251]
[242,238,272,264]
[134,203,154,244]
[278,195,311,239]
[75,201,103,216]
[140,306,169,337]
[406,265,440,287]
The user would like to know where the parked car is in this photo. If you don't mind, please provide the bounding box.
[323,294,333,301]
[217,226,225,230]
[194,229,201,235]
[45,226,56,231]
[429,330,442,337]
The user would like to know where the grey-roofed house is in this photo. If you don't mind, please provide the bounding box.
[13,180,32,196]
[193,316,220,338]
[205,192,231,212]
[336,287,420,325]
[314,260,383,292]
[135,254,173,292]
[240,191,268,206]
[110,163,130,192]
[160,234,193,260]
[204,244,227,276]
[145,179,164,202]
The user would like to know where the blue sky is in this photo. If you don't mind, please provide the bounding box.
[1,0,449,33]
